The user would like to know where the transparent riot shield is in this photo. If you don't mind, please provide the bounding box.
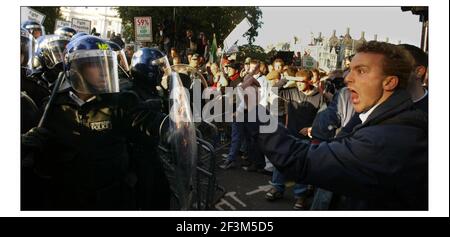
[161,64,208,97]
[161,70,199,210]
[149,56,198,209]
[169,64,208,89]
[170,64,208,123]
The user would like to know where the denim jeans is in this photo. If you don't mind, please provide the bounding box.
[227,121,248,161]
[272,167,307,198]
[240,135,247,154]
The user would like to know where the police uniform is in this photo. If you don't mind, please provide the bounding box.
[29,89,165,210]
[128,47,172,210]
[22,37,172,210]
[21,68,51,110]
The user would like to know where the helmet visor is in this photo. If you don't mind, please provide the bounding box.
[39,35,70,68]
[68,50,119,94]
[117,49,130,72]
[55,28,76,38]
[20,33,33,69]
[151,55,171,76]
[26,25,45,39]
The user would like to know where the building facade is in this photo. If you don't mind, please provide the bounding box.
[302,28,388,73]
[60,7,122,39]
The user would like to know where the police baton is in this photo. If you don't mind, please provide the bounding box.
[37,70,65,128]
[119,64,130,79]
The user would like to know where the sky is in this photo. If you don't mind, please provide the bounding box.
[248,7,423,50]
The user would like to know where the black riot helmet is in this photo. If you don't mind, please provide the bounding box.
[54,26,77,39]
[130,47,170,88]
[21,20,45,39]
[32,34,71,72]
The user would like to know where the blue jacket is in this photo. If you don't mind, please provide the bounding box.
[255,89,428,210]
[311,87,356,141]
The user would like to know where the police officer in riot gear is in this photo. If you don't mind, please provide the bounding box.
[20,27,50,130]
[21,20,45,39]
[32,34,71,88]
[21,36,168,210]
[54,26,77,39]
[21,27,50,210]
[127,47,171,209]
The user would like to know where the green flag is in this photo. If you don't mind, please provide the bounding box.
[209,33,217,64]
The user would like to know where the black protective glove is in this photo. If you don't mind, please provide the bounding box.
[21,127,55,175]
[21,127,54,152]
[131,110,166,137]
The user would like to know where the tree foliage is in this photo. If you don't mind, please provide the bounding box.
[116,7,262,46]
[28,7,62,34]
[237,44,267,62]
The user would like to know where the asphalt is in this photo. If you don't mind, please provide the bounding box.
[210,144,314,211]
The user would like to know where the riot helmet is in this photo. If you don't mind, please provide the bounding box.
[21,20,45,39]
[71,32,88,42]
[33,34,71,71]
[54,26,77,39]
[106,40,130,72]
[65,35,119,95]
[130,47,170,87]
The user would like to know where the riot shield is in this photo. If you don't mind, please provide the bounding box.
[161,70,199,210]
[170,64,208,89]
[172,64,208,123]
[161,64,207,92]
